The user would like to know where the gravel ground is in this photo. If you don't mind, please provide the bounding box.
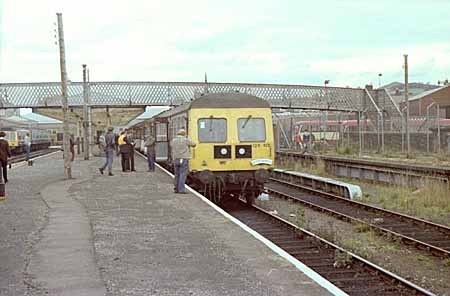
[2,152,333,296]
[68,155,331,296]
[256,197,450,296]
[0,152,67,296]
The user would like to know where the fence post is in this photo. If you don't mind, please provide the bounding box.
[437,104,441,154]
[358,111,362,156]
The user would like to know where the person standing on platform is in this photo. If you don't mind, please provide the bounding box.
[69,134,75,161]
[170,129,196,194]
[144,133,156,172]
[24,132,31,165]
[99,127,115,176]
[0,131,11,185]
[127,131,136,172]
[114,132,120,154]
[118,131,131,172]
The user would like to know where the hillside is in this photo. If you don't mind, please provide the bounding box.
[382,82,440,103]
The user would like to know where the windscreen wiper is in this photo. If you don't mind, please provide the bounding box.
[242,115,252,129]
[209,116,214,132]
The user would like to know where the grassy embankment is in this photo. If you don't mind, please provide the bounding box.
[276,154,450,226]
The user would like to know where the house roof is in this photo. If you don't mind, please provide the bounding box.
[409,84,450,106]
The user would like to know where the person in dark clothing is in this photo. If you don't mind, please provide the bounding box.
[127,132,136,172]
[69,134,75,161]
[114,133,120,153]
[0,131,12,184]
[118,131,131,172]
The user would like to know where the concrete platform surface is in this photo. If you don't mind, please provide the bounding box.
[1,152,336,296]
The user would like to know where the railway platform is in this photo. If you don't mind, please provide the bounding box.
[0,152,343,296]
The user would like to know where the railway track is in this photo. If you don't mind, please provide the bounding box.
[10,148,60,165]
[223,199,435,296]
[276,151,450,188]
[267,170,450,258]
[138,151,437,295]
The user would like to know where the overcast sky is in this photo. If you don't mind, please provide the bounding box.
[1,0,449,88]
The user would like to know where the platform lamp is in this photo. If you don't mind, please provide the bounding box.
[324,79,330,106]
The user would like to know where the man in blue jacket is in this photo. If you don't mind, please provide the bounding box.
[99,127,116,176]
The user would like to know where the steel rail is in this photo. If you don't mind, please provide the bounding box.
[225,200,435,296]
[276,151,450,187]
[10,148,61,164]
[267,174,450,258]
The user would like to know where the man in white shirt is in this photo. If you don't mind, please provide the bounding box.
[24,132,31,165]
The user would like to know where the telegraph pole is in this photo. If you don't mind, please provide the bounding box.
[57,13,72,178]
[87,69,94,155]
[404,54,410,156]
[82,64,89,160]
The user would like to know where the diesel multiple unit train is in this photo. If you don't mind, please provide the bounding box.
[3,128,51,154]
[129,92,275,204]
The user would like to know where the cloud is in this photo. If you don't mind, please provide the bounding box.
[1,0,449,88]
[309,43,450,86]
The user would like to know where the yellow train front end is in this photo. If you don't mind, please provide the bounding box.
[187,93,274,203]
[5,131,19,151]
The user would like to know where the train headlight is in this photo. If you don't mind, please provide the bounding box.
[238,148,246,155]
[214,145,231,159]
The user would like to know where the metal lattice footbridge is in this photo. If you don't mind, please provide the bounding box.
[0,81,401,116]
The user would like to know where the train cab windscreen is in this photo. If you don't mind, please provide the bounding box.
[238,117,266,142]
[5,132,16,141]
[198,118,227,142]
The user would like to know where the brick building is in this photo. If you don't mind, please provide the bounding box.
[399,84,450,118]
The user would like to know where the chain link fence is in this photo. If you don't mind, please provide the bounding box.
[273,96,450,157]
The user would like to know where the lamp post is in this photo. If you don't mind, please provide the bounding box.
[378,73,382,88]
[83,64,90,160]
[324,80,330,108]
[56,12,72,179]
[404,54,410,156]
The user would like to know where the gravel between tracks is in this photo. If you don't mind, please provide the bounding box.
[255,197,450,296]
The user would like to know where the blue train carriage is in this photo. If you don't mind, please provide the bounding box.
[30,128,51,150]
[152,92,275,204]
[3,128,51,154]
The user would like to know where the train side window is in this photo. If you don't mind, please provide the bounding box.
[198,118,227,143]
[238,117,266,142]
[156,123,167,142]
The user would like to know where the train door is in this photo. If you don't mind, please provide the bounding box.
[155,120,169,161]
